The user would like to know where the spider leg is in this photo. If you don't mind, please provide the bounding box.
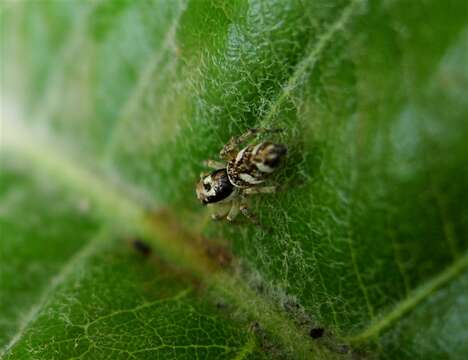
[243,186,277,196]
[209,202,231,221]
[226,198,240,222]
[203,159,225,169]
[199,171,210,180]
[239,198,260,226]
[220,127,284,160]
[211,213,224,221]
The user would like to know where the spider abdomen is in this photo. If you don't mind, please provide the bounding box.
[227,142,287,188]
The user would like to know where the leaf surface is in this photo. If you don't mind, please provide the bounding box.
[1,0,468,359]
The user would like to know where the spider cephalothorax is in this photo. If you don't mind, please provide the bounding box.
[196,168,235,205]
[196,128,286,223]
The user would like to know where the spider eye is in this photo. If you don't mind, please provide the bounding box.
[203,182,212,191]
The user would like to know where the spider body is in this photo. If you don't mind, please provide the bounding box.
[196,128,286,223]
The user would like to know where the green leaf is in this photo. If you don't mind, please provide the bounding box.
[1,0,467,359]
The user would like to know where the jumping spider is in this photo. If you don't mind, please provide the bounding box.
[196,128,287,224]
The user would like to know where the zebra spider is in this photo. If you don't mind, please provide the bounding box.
[196,128,287,223]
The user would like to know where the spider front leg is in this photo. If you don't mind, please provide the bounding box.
[209,202,231,221]
[203,159,225,169]
[219,127,284,160]
[243,186,277,195]
[226,198,240,222]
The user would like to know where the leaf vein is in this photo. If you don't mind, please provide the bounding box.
[348,251,468,343]
[0,232,108,357]
[103,0,189,156]
[260,0,364,126]
[232,336,256,360]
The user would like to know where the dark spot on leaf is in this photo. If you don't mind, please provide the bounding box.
[216,301,227,310]
[132,238,152,256]
[309,327,324,339]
